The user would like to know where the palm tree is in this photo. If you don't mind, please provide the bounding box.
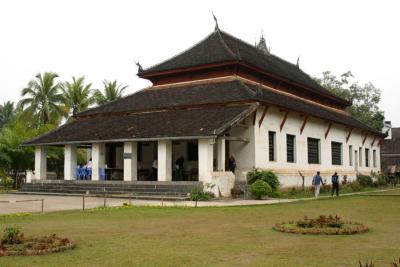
[94,80,128,105]
[18,72,64,125]
[0,101,15,129]
[61,76,94,118]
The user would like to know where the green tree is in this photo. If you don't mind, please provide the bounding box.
[61,76,94,118]
[315,71,384,131]
[0,121,51,188]
[0,101,15,129]
[18,72,64,125]
[94,80,127,105]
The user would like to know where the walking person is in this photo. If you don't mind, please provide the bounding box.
[312,171,324,198]
[228,154,237,173]
[331,172,339,197]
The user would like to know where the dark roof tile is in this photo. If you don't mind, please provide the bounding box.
[141,30,347,104]
[25,105,255,145]
[78,80,255,117]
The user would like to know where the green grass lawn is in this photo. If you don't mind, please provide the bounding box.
[280,185,398,199]
[363,187,400,195]
[0,196,399,267]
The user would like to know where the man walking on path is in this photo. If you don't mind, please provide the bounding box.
[312,171,324,198]
[331,172,340,197]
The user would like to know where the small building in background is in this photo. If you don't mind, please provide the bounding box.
[381,125,400,174]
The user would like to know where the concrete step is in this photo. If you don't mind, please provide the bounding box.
[20,180,201,196]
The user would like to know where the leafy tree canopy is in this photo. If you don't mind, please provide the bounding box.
[315,71,385,131]
[0,101,15,129]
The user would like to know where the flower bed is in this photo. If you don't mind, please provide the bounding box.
[273,215,368,235]
[0,234,74,257]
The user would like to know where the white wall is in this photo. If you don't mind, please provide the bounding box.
[231,106,381,187]
[229,116,256,180]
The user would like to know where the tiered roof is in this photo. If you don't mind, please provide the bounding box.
[139,30,351,107]
[24,29,383,146]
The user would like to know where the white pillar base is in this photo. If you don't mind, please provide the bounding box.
[217,138,225,171]
[34,146,47,180]
[64,144,77,180]
[123,142,138,181]
[158,140,172,181]
[92,143,105,181]
[198,139,214,183]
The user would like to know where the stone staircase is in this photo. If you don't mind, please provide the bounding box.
[20,180,202,198]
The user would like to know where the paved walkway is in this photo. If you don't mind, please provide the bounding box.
[0,188,398,215]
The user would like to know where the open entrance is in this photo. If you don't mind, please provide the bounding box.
[172,140,199,181]
[137,141,157,181]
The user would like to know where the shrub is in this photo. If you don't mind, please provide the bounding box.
[371,172,389,187]
[349,181,363,192]
[247,169,280,191]
[189,187,214,201]
[0,176,13,191]
[249,180,272,200]
[2,226,23,244]
[357,175,373,187]
[341,175,348,185]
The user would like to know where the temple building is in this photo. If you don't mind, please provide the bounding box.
[23,26,384,196]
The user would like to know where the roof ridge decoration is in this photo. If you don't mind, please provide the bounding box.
[135,61,143,73]
[212,11,220,32]
[211,12,238,59]
[255,32,270,55]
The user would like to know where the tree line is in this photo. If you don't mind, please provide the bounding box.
[0,72,128,187]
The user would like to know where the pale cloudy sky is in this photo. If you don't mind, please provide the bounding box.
[0,0,399,125]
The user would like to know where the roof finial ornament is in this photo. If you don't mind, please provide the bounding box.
[135,61,143,72]
[296,56,300,68]
[212,11,220,32]
[256,31,270,55]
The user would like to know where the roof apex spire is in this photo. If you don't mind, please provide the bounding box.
[296,56,300,68]
[256,32,270,55]
[212,11,220,32]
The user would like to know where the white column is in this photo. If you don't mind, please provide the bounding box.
[64,144,77,180]
[158,140,172,181]
[34,146,47,180]
[198,139,214,183]
[92,143,105,181]
[123,142,137,181]
[217,138,225,171]
[115,146,124,169]
[86,148,92,162]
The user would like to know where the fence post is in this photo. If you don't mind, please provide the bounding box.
[41,199,44,213]
[103,187,106,208]
[82,194,85,211]
[128,194,132,206]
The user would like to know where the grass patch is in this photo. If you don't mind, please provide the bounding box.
[0,196,399,266]
[280,186,396,199]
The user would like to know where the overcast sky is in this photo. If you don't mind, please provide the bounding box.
[1,0,399,125]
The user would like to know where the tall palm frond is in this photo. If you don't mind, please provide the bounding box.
[61,76,94,118]
[18,72,64,125]
[93,80,128,105]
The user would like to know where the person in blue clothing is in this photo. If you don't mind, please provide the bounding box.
[312,171,325,198]
[331,172,340,197]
